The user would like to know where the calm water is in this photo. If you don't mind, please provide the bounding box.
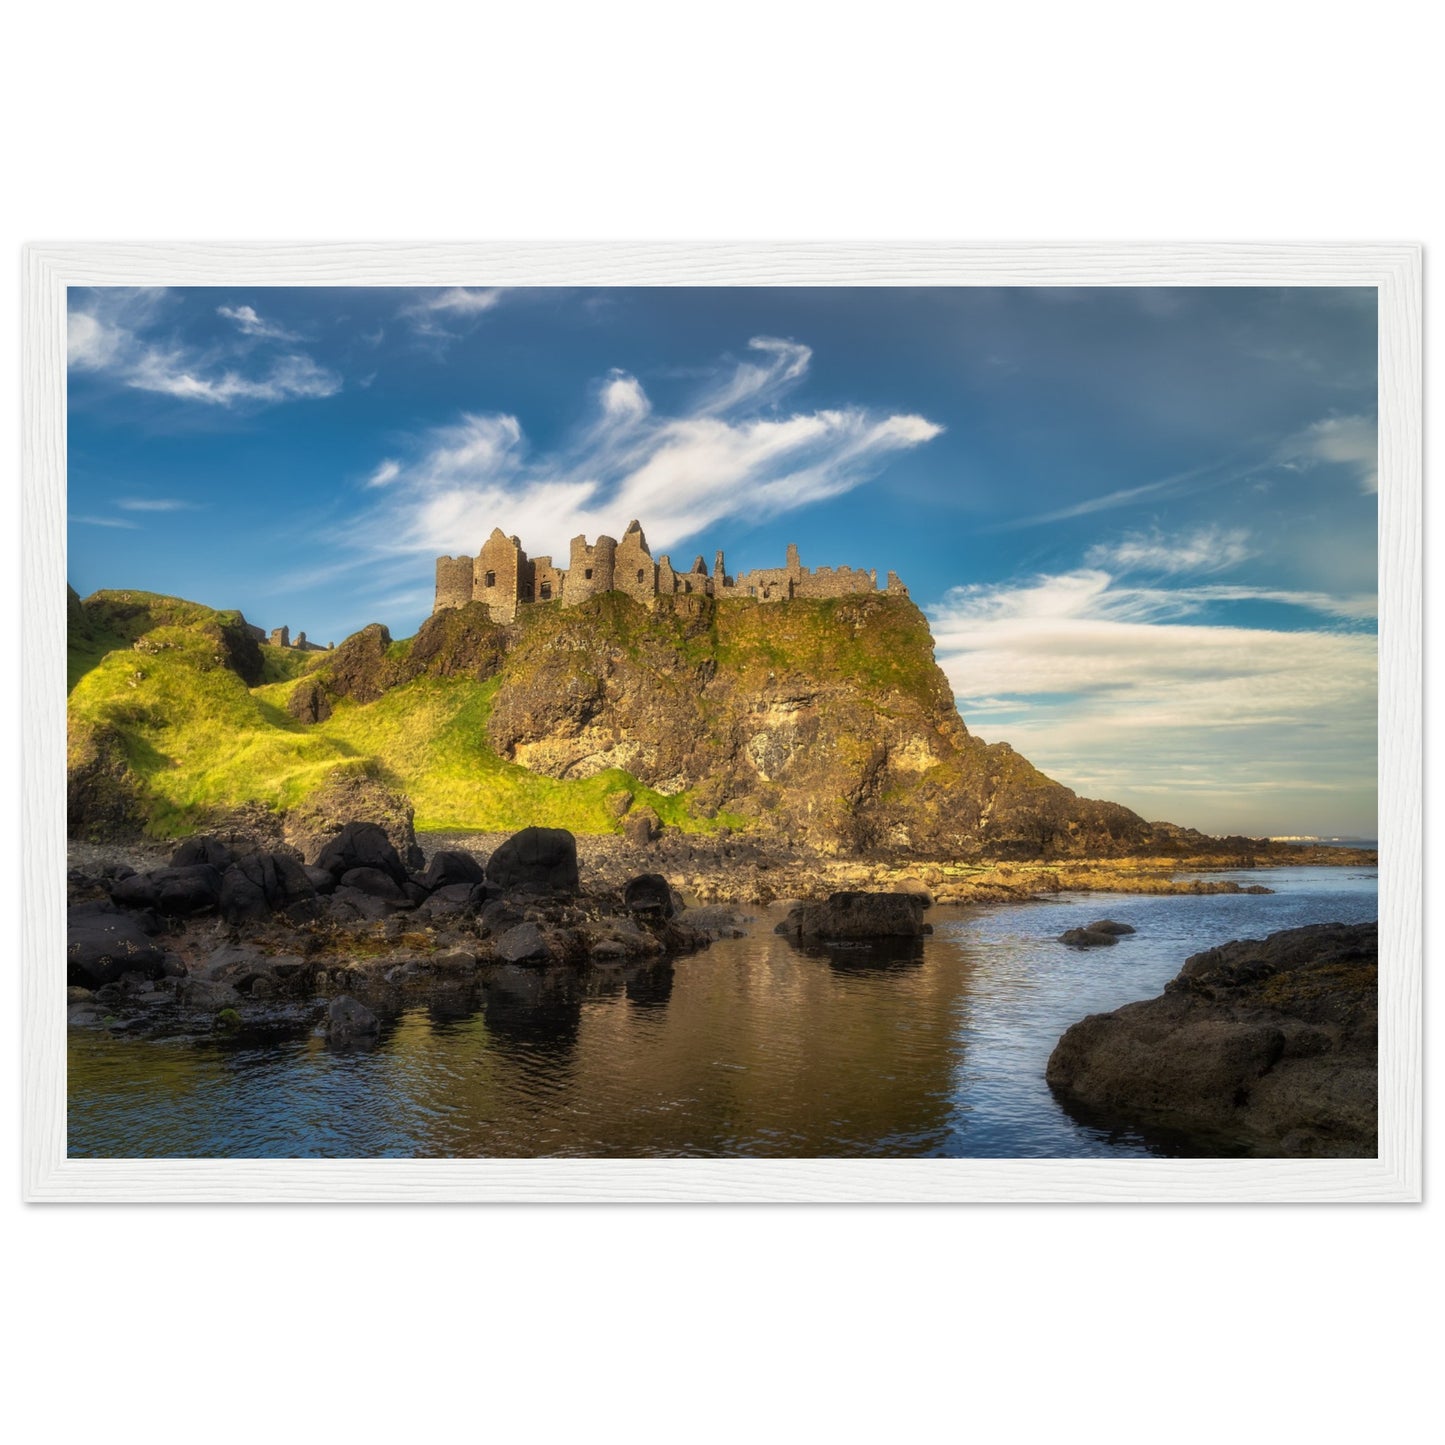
[68,865,1378,1158]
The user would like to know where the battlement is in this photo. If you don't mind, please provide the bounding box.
[432,518,907,621]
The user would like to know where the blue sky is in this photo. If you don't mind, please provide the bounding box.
[67,285,1378,838]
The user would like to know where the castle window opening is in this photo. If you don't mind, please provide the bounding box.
[484,571,496,588]
[585,568,593,580]
[636,569,645,583]
[684,580,692,593]
[540,582,551,600]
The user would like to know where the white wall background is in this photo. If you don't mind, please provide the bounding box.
[3,4,1437,1441]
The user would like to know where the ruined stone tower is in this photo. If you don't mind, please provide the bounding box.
[431,517,905,619]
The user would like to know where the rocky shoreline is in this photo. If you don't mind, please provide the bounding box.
[66,824,755,1046]
[419,831,1373,907]
[1046,921,1378,1158]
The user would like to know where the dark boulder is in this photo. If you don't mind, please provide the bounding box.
[416,883,481,921]
[68,905,167,988]
[418,849,486,892]
[314,821,409,886]
[219,851,317,923]
[303,864,337,895]
[775,891,927,941]
[1047,922,1378,1157]
[1086,919,1136,935]
[623,873,676,919]
[338,866,408,902]
[326,994,380,1044]
[493,921,554,964]
[170,835,237,871]
[486,827,580,894]
[111,864,223,917]
[1059,927,1119,948]
[326,887,395,923]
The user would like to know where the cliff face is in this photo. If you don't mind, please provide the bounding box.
[66,584,1209,857]
[476,591,1204,857]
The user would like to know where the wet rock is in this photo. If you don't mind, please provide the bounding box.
[314,821,410,886]
[1059,927,1119,948]
[304,865,337,895]
[775,891,927,941]
[338,866,408,902]
[67,905,167,988]
[1086,919,1135,935]
[486,827,580,894]
[327,994,380,1043]
[219,851,317,923]
[170,835,237,871]
[326,887,396,923]
[494,921,554,964]
[178,977,242,1010]
[417,882,483,921]
[623,873,676,919]
[418,849,486,891]
[111,863,224,917]
[1047,922,1378,1157]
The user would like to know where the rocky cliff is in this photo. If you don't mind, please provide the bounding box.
[273,589,1210,858]
[67,584,1222,856]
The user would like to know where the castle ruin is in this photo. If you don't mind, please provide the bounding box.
[433,520,909,622]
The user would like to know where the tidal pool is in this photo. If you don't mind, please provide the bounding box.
[68,865,1378,1158]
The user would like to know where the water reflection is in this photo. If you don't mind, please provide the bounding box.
[68,867,1378,1159]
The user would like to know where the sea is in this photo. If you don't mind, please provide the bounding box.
[67,863,1378,1159]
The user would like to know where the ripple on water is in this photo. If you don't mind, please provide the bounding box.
[67,866,1378,1159]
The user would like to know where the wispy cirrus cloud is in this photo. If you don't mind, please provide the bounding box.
[116,497,201,512]
[68,288,341,408]
[216,303,299,342]
[399,287,505,350]
[73,513,141,530]
[1085,524,1253,575]
[346,336,942,566]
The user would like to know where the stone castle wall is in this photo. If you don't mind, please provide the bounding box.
[432,518,908,620]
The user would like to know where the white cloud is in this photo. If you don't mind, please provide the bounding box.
[422,287,503,316]
[926,567,1377,833]
[115,498,199,512]
[216,303,299,341]
[68,311,125,370]
[348,337,942,562]
[400,287,505,347]
[365,459,402,489]
[1086,525,1253,575]
[68,289,341,409]
[126,349,341,405]
[73,514,140,529]
[1284,414,1378,493]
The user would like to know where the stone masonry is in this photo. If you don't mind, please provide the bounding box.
[433,519,909,622]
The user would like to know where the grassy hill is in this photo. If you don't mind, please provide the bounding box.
[67,589,716,839]
[67,584,1187,858]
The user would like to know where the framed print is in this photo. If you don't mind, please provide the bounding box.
[22,242,1422,1201]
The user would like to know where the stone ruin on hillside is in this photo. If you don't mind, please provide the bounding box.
[433,519,909,623]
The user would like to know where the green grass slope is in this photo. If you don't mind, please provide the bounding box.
[67,589,718,839]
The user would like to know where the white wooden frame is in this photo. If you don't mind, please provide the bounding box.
[23,243,1422,1203]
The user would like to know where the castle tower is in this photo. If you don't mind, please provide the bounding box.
[474,527,529,623]
[615,519,656,605]
[563,532,617,606]
[434,555,475,612]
